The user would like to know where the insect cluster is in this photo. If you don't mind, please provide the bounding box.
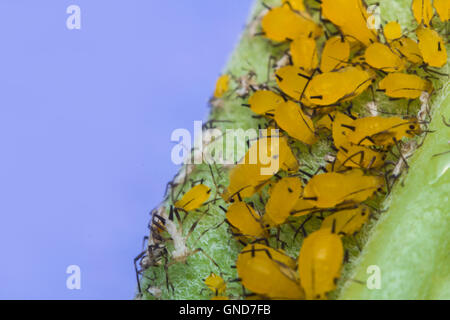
[138,0,448,300]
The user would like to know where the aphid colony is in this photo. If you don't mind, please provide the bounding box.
[139,0,448,300]
[210,0,446,300]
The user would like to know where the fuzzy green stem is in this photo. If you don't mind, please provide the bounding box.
[339,85,450,300]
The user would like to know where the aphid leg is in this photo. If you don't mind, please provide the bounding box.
[185,210,209,244]
[442,115,450,127]
[340,150,365,168]
[392,137,409,170]
[195,219,227,246]
[192,247,224,276]
[313,165,328,175]
[432,150,450,158]
[134,250,146,295]
[293,215,313,241]
[267,55,277,84]
[163,258,175,292]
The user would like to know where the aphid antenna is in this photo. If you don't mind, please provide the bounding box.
[420,64,449,77]
[133,250,147,295]
[293,214,314,241]
[347,278,366,286]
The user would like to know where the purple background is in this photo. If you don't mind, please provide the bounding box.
[0,0,253,299]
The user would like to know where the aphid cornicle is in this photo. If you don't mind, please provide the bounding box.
[237,243,304,299]
[320,36,350,73]
[274,100,317,145]
[298,228,344,299]
[303,169,383,208]
[412,0,434,26]
[263,176,303,227]
[378,73,433,99]
[174,184,211,212]
[214,74,230,98]
[321,204,371,236]
[204,272,226,295]
[261,4,321,42]
[416,26,448,68]
[226,202,266,239]
[365,43,406,72]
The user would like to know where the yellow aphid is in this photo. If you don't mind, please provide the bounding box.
[263,177,303,227]
[336,143,386,169]
[321,204,371,236]
[378,73,433,99]
[365,43,406,72]
[223,164,267,201]
[223,136,298,202]
[321,0,378,46]
[174,184,211,211]
[248,90,284,117]
[211,296,229,300]
[434,0,449,22]
[240,135,299,172]
[344,116,421,147]
[412,0,434,26]
[237,243,304,299]
[332,111,357,148]
[291,198,317,217]
[261,4,321,42]
[275,65,311,101]
[391,37,423,64]
[290,35,319,71]
[274,101,317,145]
[226,202,266,239]
[320,36,350,72]
[298,228,344,299]
[214,74,230,98]
[303,170,383,208]
[416,26,448,68]
[305,67,373,106]
[204,273,226,295]
[315,112,336,131]
[384,21,402,41]
[283,0,306,12]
